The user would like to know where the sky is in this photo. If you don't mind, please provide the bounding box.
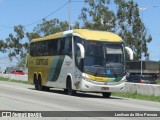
[0,0,160,70]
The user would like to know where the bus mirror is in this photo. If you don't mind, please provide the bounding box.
[77,43,85,58]
[125,47,133,60]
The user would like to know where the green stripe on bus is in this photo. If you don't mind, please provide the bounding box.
[48,56,65,82]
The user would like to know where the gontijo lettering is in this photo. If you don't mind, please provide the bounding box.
[36,59,48,65]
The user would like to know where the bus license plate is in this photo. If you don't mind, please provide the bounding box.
[101,87,109,90]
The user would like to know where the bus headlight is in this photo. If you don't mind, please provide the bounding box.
[82,76,92,82]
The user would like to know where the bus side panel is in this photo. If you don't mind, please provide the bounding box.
[58,56,75,88]
[46,55,74,89]
[47,56,65,82]
[28,56,35,85]
[28,56,52,85]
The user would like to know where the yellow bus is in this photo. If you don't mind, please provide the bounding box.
[28,29,133,98]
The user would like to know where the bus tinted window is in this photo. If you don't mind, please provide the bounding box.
[30,42,35,56]
[59,38,65,55]
[30,37,72,57]
[64,36,72,57]
[48,39,58,55]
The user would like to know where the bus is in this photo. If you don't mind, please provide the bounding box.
[28,29,133,98]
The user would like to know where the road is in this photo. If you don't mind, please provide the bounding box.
[0,81,160,120]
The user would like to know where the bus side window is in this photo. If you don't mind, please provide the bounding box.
[43,42,48,56]
[57,38,66,55]
[57,39,61,55]
[48,40,58,55]
[30,43,35,56]
[36,42,41,56]
[57,38,64,55]
[64,36,72,58]
[38,42,46,56]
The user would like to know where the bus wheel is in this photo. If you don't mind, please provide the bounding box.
[37,75,44,91]
[67,78,76,96]
[34,75,38,90]
[102,92,111,98]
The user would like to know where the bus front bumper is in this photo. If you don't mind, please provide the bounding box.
[79,79,125,93]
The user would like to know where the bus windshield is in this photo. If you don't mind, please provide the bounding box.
[84,41,124,77]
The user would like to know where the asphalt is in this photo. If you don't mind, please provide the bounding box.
[0,81,160,120]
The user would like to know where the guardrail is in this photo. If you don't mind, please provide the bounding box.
[124,82,160,96]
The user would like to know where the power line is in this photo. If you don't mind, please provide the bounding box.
[24,1,68,27]
[0,1,68,29]
[71,0,84,2]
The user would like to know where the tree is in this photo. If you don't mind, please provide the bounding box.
[5,25,29,67]
[79,0,152,60]
[26,32,40,41]
[0,39,7,53]
[114,0,152,60]
[79,0,116,32]
[33,18,80,37]
[33,18,62,36]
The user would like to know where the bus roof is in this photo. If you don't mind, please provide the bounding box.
[31,29,123,42]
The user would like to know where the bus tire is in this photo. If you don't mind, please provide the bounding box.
[34,74,38,90]
[67,77,76,96]
[102,92,111,98]
[37,75,44,91]
[43,86,50,91]
[64,89,67,94]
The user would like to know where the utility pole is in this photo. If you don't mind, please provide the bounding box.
[139,5,158,76]
[68,0,71,30]
[139,7,146,76]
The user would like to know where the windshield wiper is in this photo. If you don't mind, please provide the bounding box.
[92,65,102,68]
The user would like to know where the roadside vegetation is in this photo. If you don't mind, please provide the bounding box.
[113,79,160,102]
[112,93,160,102]
[0,77,28,84]
[156,79,160,84]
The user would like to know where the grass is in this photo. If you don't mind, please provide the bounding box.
[112,93,160,102]
[0,77,28,84]
[156,79,160,84]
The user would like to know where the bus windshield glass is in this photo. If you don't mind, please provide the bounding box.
[84,41,124,77]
